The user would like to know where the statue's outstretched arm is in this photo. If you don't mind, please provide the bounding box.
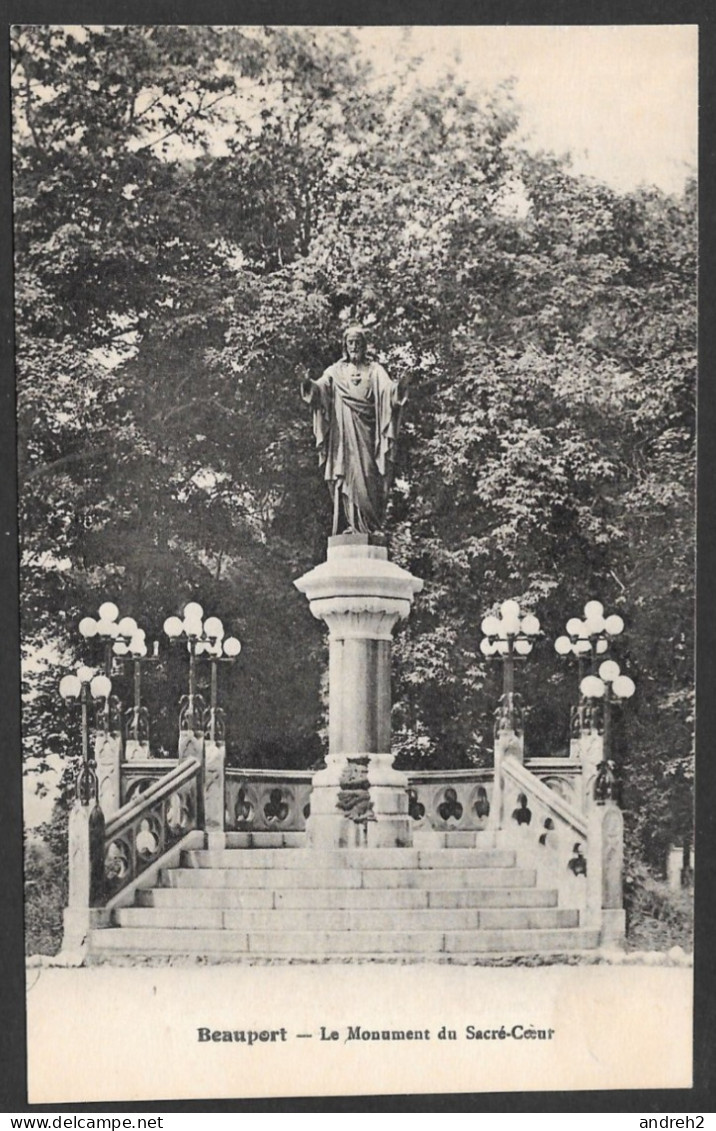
[296,363,321,403]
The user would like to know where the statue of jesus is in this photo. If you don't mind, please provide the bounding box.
[299,326,410,535]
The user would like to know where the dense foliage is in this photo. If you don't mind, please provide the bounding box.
[14,26,695,880]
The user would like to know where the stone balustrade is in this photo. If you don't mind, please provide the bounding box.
[118,757,587,834]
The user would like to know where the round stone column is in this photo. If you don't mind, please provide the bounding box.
[294,534,423,848]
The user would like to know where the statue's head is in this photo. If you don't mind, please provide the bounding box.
[342,324,368,363]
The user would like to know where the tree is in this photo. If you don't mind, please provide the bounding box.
[14,26,695,878]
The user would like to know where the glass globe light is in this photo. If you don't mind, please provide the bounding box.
[90,674,111,699]
[184,602,204,622]
[555,635,572,655]
[223,637,241,657]
[480,638,494,656]
[129,636,147,656]
[117,616,138,637]
[481,615,501,638]
[613,675,636,699]
[79,617,98,638]
[76,665,95,684]
[604,614,624,636]
[596,638,608,654]
[59,674,81,699]
[113,641,129,656]
[204,616,224,639]
[98,602,119,623]
[514,638,532,655]
[163,616,183,638]
[584,600,604,620]
[580,675,605,699]
[500,599,520,620]
[599,660,621,683]
[566,617,583,637]
[96,618,114,636]
[495,639,510,655]
[575,639,591,654]
[520,614,540,636]
[583,613,605,636]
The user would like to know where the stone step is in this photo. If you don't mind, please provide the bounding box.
[225,832,306,849]
[115,906,579,932]
[162,866,538,890]
[137,885,559,911]
[181,848,516,870]
[91,926,599,956]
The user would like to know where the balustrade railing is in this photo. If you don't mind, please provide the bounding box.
[498,755,588,889]
[117,758,588,837]
[103,756,201,903]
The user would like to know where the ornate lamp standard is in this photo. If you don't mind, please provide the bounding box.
[59,667,113,934]
[164,604,241,847]
[79,602,148,732]
[163,603,241,755]
[194,618,241,745]
[112,630,161,758]
[59,666,113,803]
[580,660,635,800]
[480,599,540,830]
[480,599,541,737]
[554,601,625,738]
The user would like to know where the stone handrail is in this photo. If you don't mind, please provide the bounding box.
[502,756,587,838]
[496,754,590,912]
[103,756,202,904]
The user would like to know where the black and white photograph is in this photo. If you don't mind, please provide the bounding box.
[11,22,697,1105]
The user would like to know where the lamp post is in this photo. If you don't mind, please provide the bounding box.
[112,630,161,757]
[480,599,541,736]
[580,660,635,782]
[59,667,112,804]
[196,619,241,745]
[164,605,241,847]
[554,601,625,736]
[163,603,241,750]
[59,667,112,941]
[79,601,145,733]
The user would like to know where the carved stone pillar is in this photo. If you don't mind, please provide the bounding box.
[572,728,604,814]
[95,730,123,816]
[490,728,524,830]
[62,796,106,954]
[295,535,423,848]
[586,800,626,945]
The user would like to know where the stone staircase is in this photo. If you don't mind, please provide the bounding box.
[89,840,599,961]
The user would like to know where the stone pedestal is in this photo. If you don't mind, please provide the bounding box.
[295,535,423,849]
[204,740,226,850]
[61,799,106,953]
[489,727,524,830]
[572,728,604,814]
[586,800,626,944]
[125,739,151,763]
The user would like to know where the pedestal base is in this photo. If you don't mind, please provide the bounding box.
[305,753,413,849]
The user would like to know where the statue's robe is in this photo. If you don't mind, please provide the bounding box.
[304,360,406,533]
